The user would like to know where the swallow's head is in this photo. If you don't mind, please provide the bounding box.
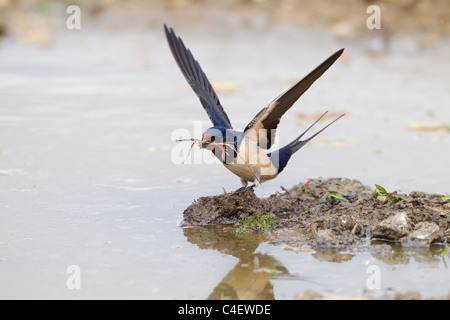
[201,127,227,152]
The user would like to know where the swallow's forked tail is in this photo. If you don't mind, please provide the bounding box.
[287,111,345,153]
[269,112,345,173]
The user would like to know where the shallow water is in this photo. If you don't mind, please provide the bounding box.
[0,7,449,299]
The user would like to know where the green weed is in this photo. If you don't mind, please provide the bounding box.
[322,190,348,203]
[235,212,276,234]
[371,184,402,204]
[255,268,282,275]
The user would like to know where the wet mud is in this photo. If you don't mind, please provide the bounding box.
[182,178,450,248]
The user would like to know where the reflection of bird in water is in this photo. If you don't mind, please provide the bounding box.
[207,253,287,300]
[165,25,345,192]
[183,226,286,300]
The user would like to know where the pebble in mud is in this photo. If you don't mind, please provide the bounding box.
[402,221,444,246]
[370,212,411,241]
[371,213,444,245]
[311,215,362,247]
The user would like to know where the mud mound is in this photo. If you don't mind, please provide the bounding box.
[182,178,450,247]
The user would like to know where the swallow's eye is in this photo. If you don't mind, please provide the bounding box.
[210,136,215,142]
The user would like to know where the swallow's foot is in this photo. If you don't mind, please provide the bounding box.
[234,184,256,193]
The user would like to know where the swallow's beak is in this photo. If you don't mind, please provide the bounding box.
[201,140,216,153]
[201,140,210,149]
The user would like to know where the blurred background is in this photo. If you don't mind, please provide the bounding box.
[1,0,449,194]
[0,0,449,299]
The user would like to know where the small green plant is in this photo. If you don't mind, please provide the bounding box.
[371,184,402,204]
[235,212,276,234]
[255,268,282,276]
[443,246,448,268]
[322,190,348,203]
[442,196,450,202]
[371,184,388,197]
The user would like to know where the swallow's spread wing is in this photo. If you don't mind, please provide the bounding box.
[244,48,344,149]
[164,25,233,129]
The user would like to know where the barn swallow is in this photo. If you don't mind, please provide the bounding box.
[164,25,345,191]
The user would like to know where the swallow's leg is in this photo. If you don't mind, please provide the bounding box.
[235,185,257,193]
[234,178,252,193]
